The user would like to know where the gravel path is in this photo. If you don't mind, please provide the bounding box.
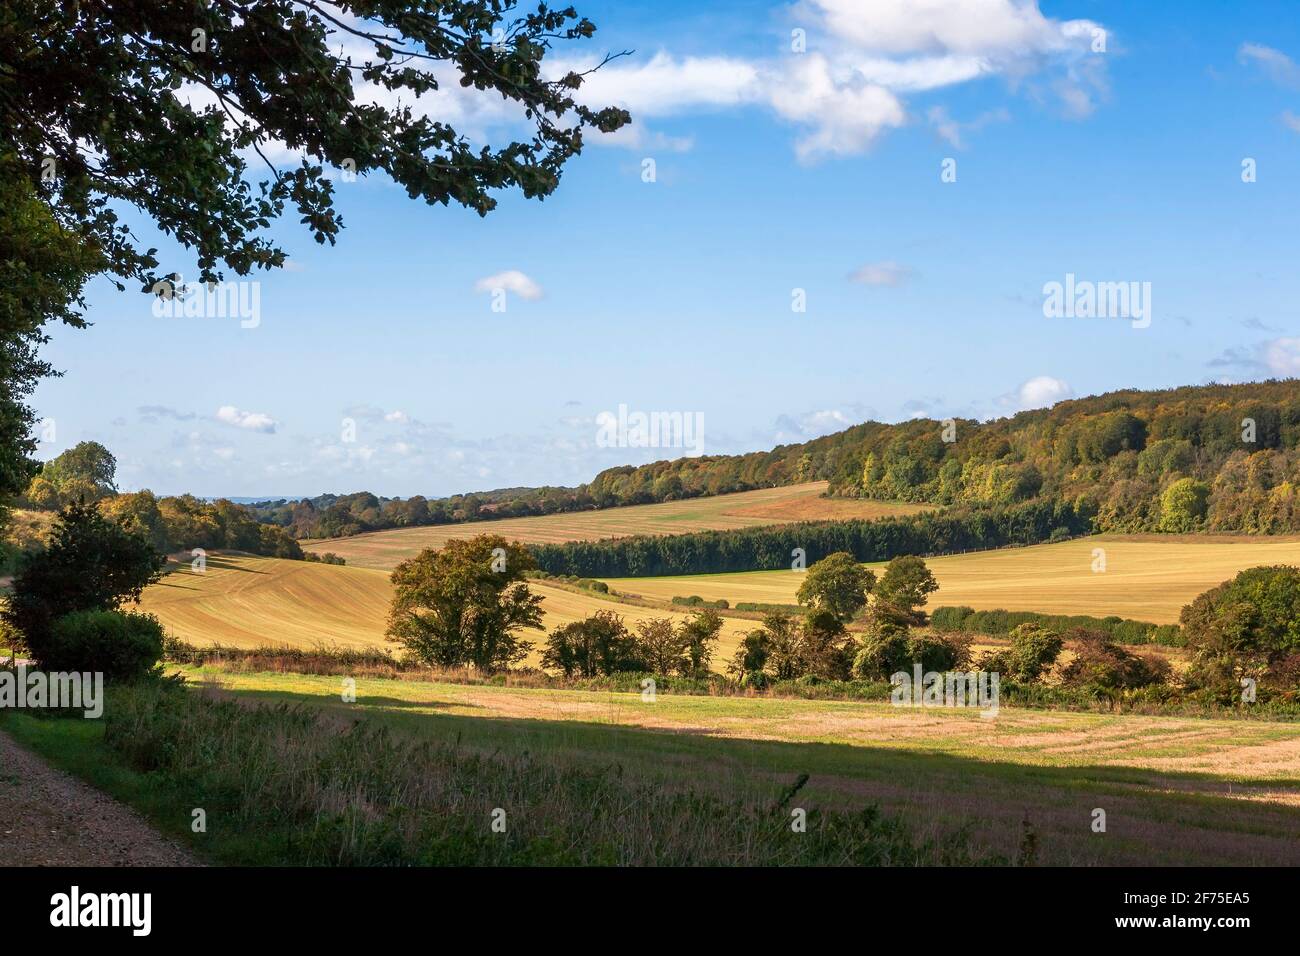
[0,730,201,866]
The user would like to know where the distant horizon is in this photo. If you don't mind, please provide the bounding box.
[110,374,1300,501]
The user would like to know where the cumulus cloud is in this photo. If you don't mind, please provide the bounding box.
[215,405,277,433]
[802,0,1092,57]
[849,261,911,287]
[192,1,1108,173]
[1010,375,1073,410]
[474,270,543,301]
[560,0,1106,161]
[768,54,908,159]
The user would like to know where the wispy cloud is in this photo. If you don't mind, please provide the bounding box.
[850,261,911,287]
[1239,43,1300,88]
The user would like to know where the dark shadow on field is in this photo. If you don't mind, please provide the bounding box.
[154,555,271,590]
[219,685,1300,866]
[354,695,475,711]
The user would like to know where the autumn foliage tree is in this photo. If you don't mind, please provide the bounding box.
[387,535,543,671]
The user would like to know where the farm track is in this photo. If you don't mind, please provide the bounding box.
[0,730,199,867]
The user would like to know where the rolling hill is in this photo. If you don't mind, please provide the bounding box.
[301,481,929,571]
[137,552,757,662]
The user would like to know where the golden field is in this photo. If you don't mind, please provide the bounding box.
[301,481,930,570]
[138,553,755,663]
[604,533,1300,624]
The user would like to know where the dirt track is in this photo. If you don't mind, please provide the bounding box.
[0,730,199,867]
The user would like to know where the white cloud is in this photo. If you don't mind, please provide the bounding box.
[384,410,410,424]
[1239,43,1300,89]
[561,52,760,116]
[849,261,910,287]
[1013,375,1073,410]
[215,406,277,433]
[563,1,1106,161]
[1283,110,1300,133]
[474,270,543,300]
[591,121,694,153]
[768,54,908,160]
[800,0,1094,58]
[1263,338,1300,377]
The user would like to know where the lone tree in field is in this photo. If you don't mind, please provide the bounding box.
[870,555,939,629]
[387,535,544,671]
[797,552,876,624]
[0,0,629,499]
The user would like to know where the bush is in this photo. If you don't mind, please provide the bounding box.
[45,610,165,680]
[1058,629,1171,693]
[4,501,164,668]
[851,630,969,680]
[979,623,1063,683]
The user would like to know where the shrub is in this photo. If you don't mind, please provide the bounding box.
[542,611,639,678]
[1058,629,1171,693]
[852,631,909,680]
[905,633,970,673]
[3,501,164,668]
[983,623,1064,683]
[45,610,165,680]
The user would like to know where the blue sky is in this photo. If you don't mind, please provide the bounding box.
[31,0,1300,498]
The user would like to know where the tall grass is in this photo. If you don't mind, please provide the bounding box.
[102,681,994,866]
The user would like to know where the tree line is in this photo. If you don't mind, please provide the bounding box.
[12,441,303,565]
[528,498,1090,577]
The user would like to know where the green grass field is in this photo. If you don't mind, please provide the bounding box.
[605,533,1300,624]
[12,665,1289,866]
[302,481,930,570]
